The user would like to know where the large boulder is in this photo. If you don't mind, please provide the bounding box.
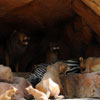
[0,77,30,100]
[60,71,100,98]
[0,65,13,83]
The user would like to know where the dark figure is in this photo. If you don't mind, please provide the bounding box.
[5,30,29,72]
[45,42,59,64]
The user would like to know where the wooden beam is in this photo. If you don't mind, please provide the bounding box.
[82,0,100,16]
[71,0,100,37]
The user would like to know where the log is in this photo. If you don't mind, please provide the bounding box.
[82,0,100,16]
[71,0,100,37]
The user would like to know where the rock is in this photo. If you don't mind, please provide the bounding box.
[0,65,13,83]
[0,86,17,100]
[13,77,31,99]
[19,98,26,100]
[0,82,24,100]
[0,77,30,100]
[60,71,100,98]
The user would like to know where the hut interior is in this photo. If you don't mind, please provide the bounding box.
[0,0,99,72]
[0,0,100,100]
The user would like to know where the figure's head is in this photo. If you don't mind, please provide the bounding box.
[49,42,59,53]
[18,32,30,46]
[55,61,70,74]
[79,57,84,67]
[79,57,84,62]
[79,57,86,72]
[13,30,30,47]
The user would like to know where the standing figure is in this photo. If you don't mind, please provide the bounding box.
[45,42,59,64]
[5,30,29,72]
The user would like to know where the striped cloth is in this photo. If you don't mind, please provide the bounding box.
[28,60,80,87]
[28,64,48,87]
[63,59,80,68]
[63,59,80,74]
